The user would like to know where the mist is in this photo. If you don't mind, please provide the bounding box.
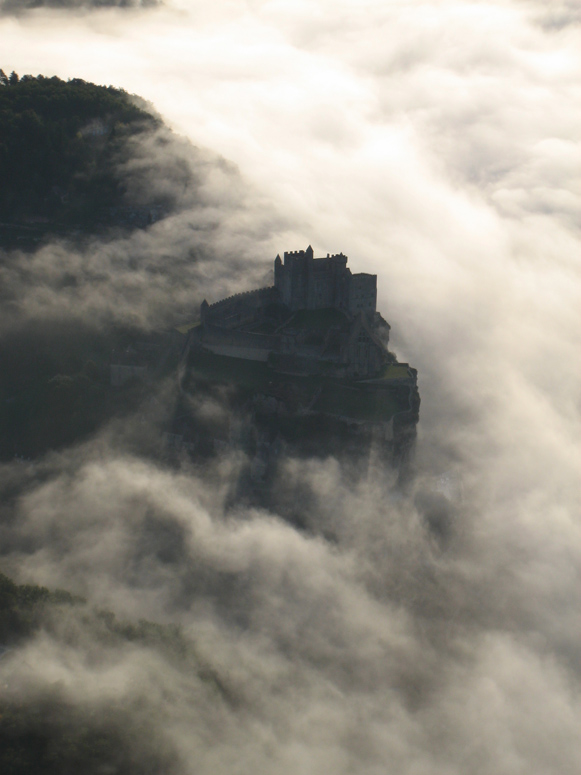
[1,0,580,772]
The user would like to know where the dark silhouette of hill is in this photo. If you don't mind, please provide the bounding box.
[0,72,198,459]
[0,0,159,14]
[0,71,165,244]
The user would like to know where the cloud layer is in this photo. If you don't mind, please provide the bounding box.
[2,435,581,774]
[0,1,580,773]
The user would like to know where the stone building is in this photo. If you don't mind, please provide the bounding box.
[191,247,390,379]
[274,245,377,316]
[181,247,420,469]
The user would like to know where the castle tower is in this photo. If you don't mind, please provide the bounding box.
[273,245,377,315]
[274,254,282,288]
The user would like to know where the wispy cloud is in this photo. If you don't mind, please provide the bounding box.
[0,123,289,333]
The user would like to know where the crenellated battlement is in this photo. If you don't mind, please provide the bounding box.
[275,245,376,315]
[201,286,280,330]
[207,286,275,310]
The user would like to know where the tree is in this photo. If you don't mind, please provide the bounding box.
[9,70,19,86]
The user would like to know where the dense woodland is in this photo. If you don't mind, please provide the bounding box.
[0,72,185,459]
[0,71,161,242]
[0,76,194,771]
[0,322,171,460]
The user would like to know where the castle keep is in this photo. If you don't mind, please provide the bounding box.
[274,245,377,315]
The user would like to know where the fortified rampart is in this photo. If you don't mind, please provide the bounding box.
[183,246,419,470]
[197,323,275,362]
[202,287,279,329]
[200,248,378,329]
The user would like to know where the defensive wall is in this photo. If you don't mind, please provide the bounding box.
[202,287,279,329]
[197,322,276,362]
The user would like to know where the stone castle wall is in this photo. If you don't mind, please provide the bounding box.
[199,323,275,362]
[274,246,377,316]
[349,273,376,314]
[203,286,279,329]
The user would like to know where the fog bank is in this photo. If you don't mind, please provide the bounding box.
[0,1,580,772]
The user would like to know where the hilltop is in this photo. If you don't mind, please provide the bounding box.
[0,70,165,246]
[0,72,186,458]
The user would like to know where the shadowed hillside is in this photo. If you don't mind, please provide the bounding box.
[0,72,167,245]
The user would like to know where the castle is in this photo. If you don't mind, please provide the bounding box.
[192,246,393,380]
[274,245,377,315]
[183,246,419,457]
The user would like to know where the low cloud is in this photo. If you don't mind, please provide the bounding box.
[0,1,580,772]
[1,423,580,773]
[0,122,289,335]
[519,0,581,30]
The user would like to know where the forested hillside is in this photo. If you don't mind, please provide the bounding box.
[0,73,222,772]
[0,71,163,243]
[0,72,209,460]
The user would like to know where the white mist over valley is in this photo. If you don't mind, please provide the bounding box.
[0,1,580,773]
